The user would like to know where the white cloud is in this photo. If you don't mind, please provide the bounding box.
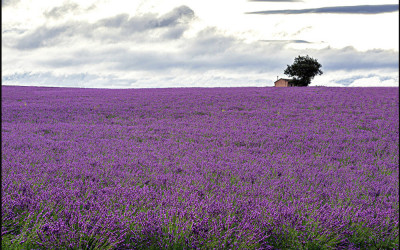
[348,76,399,87]
[2,0,399,88]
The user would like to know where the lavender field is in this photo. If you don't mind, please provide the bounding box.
[2,86,399,249]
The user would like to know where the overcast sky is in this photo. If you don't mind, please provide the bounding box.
[2,0,399,88]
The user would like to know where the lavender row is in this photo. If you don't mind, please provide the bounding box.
[2,86,399,249]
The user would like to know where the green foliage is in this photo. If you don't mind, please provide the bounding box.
[2,211,45,250]
[284,55,323,87]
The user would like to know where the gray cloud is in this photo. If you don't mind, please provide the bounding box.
[3,5,398,88]
[334,74,391,85]
[14,24,80,50]
[316,46,398,71]
[2,28,26,34]
[292,26,312,36]
[1,71,275,88]
[246,4,399,15]
[159,5,195,26]
[128,45,397,72]
[2,0,19,7]
[13,5,195,50]
[44,2,80,19]
[35,27,398,74]
[31,27,287,72]
[185,27,236,55]
[7,9,399,74]
[260,39,311,43]
[162,26,188,39]
[95,5,194,32]
[2,72,135,88]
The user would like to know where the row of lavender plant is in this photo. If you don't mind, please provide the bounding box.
[2,86,399,249]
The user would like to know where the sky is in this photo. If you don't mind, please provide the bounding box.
[2,0,399,88]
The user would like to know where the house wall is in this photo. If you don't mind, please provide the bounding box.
[275,79,289,87]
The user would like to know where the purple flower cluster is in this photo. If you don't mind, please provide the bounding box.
[2,86,399,249]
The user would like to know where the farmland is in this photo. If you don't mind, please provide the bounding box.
[2,86,399,249]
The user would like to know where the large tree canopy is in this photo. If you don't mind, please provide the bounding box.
[284,55,323,87]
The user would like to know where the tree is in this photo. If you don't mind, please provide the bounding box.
[284,55,323,87]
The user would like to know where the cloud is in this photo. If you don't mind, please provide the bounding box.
[334,74,392,85]
[158,5,195,26]
[14,29,399,74]
[348,76,399,87]
[44,1,80,19]
[1,70,275,89]
[260,39,311,43]
[12,5,195,50]
[246,4,399,15]
[316,46,398,71]
[14,24,79,50]
[2,5,398,88]
[248,0,302,2]
[292,26,312,36]
[5,70,398,88]
[2,0,19,7]
[95,5,194,33]
[2,72,135,88]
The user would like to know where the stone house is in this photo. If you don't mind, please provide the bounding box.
[274,78,294,87]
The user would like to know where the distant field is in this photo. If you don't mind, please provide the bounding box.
[2,86,399,249]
